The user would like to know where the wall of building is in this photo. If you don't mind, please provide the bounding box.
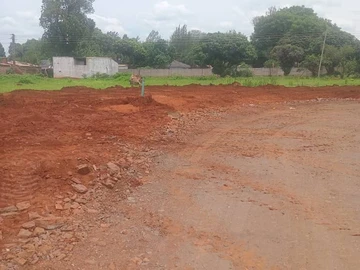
[53,57,119,78]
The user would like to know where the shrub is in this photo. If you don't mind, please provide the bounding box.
[18,78,34,84]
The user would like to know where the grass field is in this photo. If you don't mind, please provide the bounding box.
[1,73,360,93]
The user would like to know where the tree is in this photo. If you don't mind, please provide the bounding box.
[40,0,96,56]
[143,39,172,68]
[271,44,304,75]
[0,43,5,57]
[323,45,341,75]
[170,25,191,61]
[338,46,356,78]
[300,54,320,76]
[8,43,23,61]
[198,31,257,76]
[146,30,162,43]
[264,59,280,76]
[21,39,45,64]
[251,5,360,66]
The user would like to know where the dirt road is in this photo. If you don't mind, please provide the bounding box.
[1,85,360,269]
[36,100,360,270]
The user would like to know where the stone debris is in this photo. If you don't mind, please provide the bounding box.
[16,201,31,211]
[21,221,36,229]
[33,227,46,236]
[17,229,32,238]
[102,179,115,189]
[35,217,65,230]
[72,183,88,194]
[28,211,42,220]
[14,257,27,266]
[55,203,64,210]
[77,164,91,175]
[107,162,120,174]
[71,177,82,184]
[0,205,18,213]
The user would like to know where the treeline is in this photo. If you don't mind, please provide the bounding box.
[1,0,360,77]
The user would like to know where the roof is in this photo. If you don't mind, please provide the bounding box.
[168,60,190,69]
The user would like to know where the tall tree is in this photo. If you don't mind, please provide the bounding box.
[271,44,304,75]
[170,25,191,61]
[199,31,257,76]
[0,42,5,57]
[40,0,96,56]
[8,43,23,61]
[146,30,162,43]
[21,39,45,64]
[251,5,359,66]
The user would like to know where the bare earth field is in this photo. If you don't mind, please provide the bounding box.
[0,84,359,269]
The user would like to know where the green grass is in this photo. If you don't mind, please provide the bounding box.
[1,73,360,93]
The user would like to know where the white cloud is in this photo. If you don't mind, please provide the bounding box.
[220,21,233,28]
[153,1,191,21]
[89,14,126,35]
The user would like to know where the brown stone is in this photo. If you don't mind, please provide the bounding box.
[102,179,115,189]
[71,177,82,184]
[35,217,65,230]
[21,221,36,229]
[72,184,88,194]
[0,205,18,213]
[77,164,91,175]
[28,212,41,220]
[107,162,120,173]
[14,257,27,266]
[33,227,46,236]
[16,201,31,211]
[71,202,80,209]
[55,204,64,210]
[18,229,32,238]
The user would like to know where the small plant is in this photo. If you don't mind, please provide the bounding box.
[18,78,34,84]
[6,68,15,74]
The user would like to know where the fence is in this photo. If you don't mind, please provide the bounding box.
[118,67,320,77]
[118,68,213,77]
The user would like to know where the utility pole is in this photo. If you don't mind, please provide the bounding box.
[11,34,16,65]
[318,29,328,78]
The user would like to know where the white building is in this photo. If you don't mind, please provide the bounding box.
[53,57,119,78]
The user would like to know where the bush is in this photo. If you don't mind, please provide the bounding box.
[237,63,253,77]
[18,78,34,84]
[6,68,15,74]
[92,72,110,79]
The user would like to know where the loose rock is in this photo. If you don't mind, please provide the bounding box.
[33,227,46,236]
[18,229,32,238]
[14,257,27,266]
[77,164,91,175]
[71,177,82,184]
[72,184,88,194]
[16,201,31,211]
[55,204,64,210]
[21,221,36,229]
[28,212,41,220]
[107,162,120,173]
[35,217,65,230]
[102,179,115,189]
[0,205,18,213]
[71,202,80,209]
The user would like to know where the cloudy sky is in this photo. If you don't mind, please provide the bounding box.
[0,0,359,53]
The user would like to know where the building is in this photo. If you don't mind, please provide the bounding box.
[168,60,191,69]
[53,57,119,78]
